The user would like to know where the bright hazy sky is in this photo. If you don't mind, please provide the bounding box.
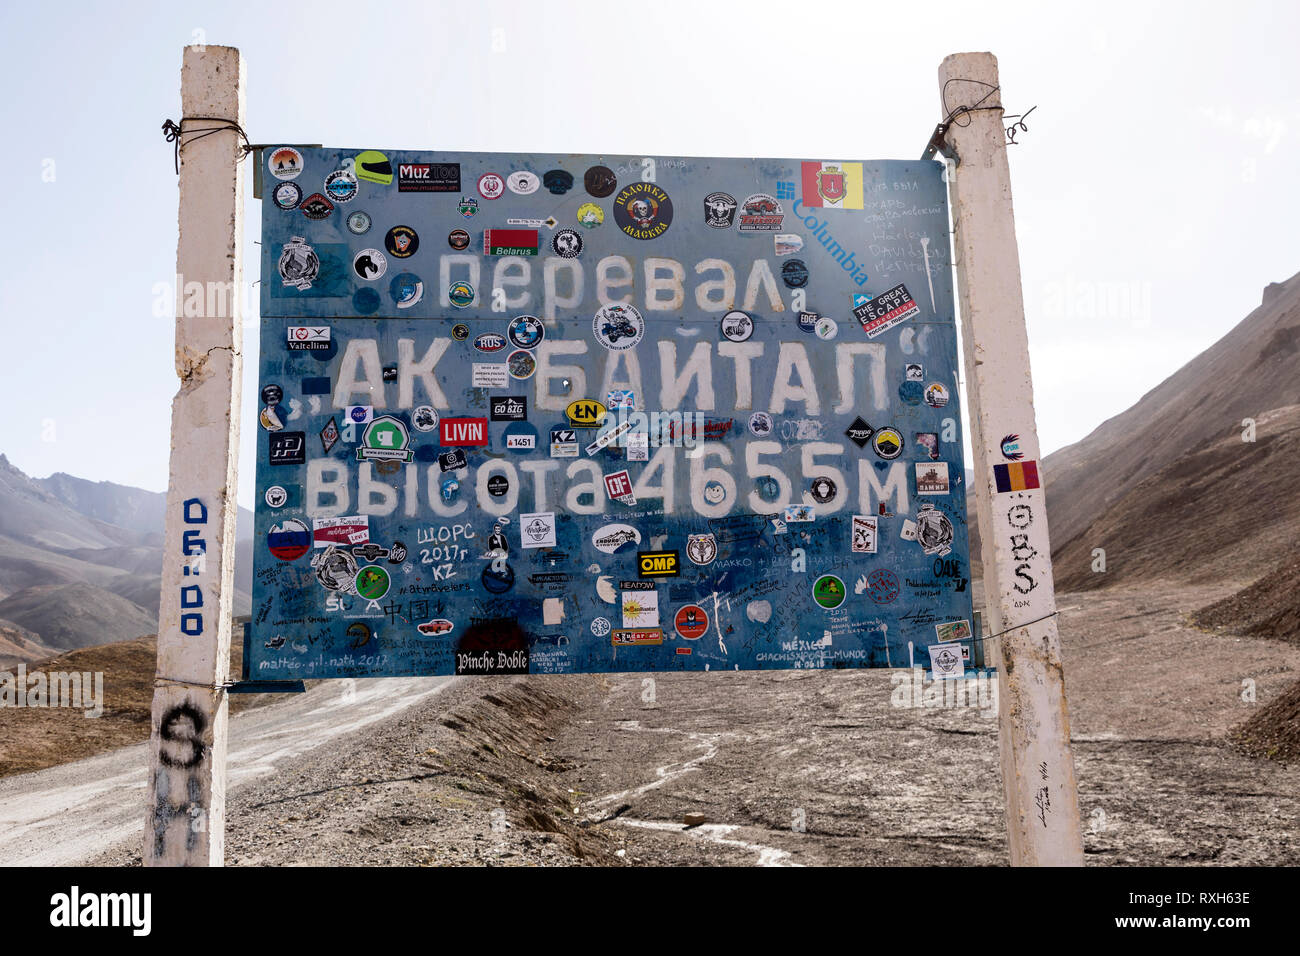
[2,0,1297,509]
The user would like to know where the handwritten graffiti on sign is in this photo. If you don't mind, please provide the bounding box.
[251,148,972,677]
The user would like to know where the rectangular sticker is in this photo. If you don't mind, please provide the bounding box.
[520,512,557,549]
[854,283,921,338]
[851,515,878,553]
[928,641,965,679]
[472,364,509,389]
[915,461,950,495]
[286,326,330,350]
[398,162,460,193]
[484,228,539,256]
[994,460,1041,493]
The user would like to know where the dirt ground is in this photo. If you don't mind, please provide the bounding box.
[90,581,1300,867]
[0,631,273,778]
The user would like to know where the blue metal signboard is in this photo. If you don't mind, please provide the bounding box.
[251,147,972,678]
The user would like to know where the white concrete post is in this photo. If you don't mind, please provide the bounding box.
[939,52,1084,865]
[144,45,245,867]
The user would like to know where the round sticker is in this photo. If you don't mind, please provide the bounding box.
[865,569,900,605]
[593,304,644,351]
[481,561,515,594]
[899,380,924,406]
[507,349,537,380]
[507,170,540,194]
[721,310,754,342]
[487,475,510,497]
[353,150,393,185]
[748,412,773,437]
[590,617,611,637]
[261,384,283,406]
[815,316,839,340]
[872,427,903,460]
[264,485,289,508]
[782,259,809,288]
[448,228,470,250]
[507,314,545,349]
[577,202,604,229]
[552,228,583,258]
[809,476,837,504]
[756,475,780,501]
[703,480,727,504]
[353,248,387,281]
[613,183,673,240]
[267,519,310,561]
[346,210,372,235]
[451,324,470,341]
[272,181,302,210]
[384,225,419,259]
[925,383,950,408]
[813,574,847,610]
[584,165,617,198]
[478,172,505,199]
[412,405,439,432]
[448,281,475,308]
[674,605,709,640]
[324,170,358,203]
[389,272,423,308]
[267,146,303,181]
[353,288,381,314]
[354,564,391,601]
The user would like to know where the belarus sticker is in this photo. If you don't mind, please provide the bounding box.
[484,228,538,256]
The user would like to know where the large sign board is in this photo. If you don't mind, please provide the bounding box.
[251,147,972,678]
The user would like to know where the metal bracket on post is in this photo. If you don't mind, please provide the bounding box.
[921,123,959,163]
[938,52,1084,866]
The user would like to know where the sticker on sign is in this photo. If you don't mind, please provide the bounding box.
[854,283,921,338]
[286,326,330,350]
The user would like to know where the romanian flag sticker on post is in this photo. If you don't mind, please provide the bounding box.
[994,460,1041,493]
